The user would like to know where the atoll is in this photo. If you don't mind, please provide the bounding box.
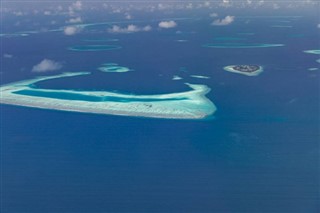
[0,72,216,120]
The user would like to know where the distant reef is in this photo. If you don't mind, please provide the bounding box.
[203,43,284,48]
[98,63,131,73]
[68,45,121,51]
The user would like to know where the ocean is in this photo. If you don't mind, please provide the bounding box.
[1,5,319,213]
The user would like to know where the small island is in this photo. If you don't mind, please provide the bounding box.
[224,65,263,76]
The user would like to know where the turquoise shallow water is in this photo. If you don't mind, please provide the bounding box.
[13,89,188,102]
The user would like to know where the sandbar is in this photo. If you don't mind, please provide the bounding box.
[303,50,320,55]
[172,75,183,80]
[190,75,210,79]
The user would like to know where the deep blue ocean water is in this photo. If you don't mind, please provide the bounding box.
[1,7,319,213]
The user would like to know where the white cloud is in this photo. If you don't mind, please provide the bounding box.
[158,21,177,29]
[125,13,132,20]
[186,3,193,9]
[67,1,82,16]
[108,25,151,33]
[57,5,63,11]
[44,11,51,15]
[3,54,13,58]
[112,8,121,13]
[32,59,62,72]
[317,24,320,28]
[67,17,82,23]
[204,1,211,7]
[143,26,152,31]
[68,9,75,17]
[220,0,232,7]
[13,11,24,16]
[72,1,82,10]
[158,3,166,10]
[211,16,235,26]
[273,3,280,9]
[102,3,108,9]
[64,26,81,35]
[210,13,218,18]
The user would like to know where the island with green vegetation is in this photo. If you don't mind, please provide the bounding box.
[224,65,263,76]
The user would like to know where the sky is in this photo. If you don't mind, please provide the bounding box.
[1,1,319,32]
[2,0,319,14]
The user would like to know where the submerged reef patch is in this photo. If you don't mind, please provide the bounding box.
[237,33,255,36]
[0,72,216,120]
[98,63,132,73]
[203,43,284,48]
[172,75,183,80]
[303,50,320,55]
[68,45,121,51]
[271,25,293,28]
[213,37,247,41]
[83,38,119,42]
[0,33,29,38]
